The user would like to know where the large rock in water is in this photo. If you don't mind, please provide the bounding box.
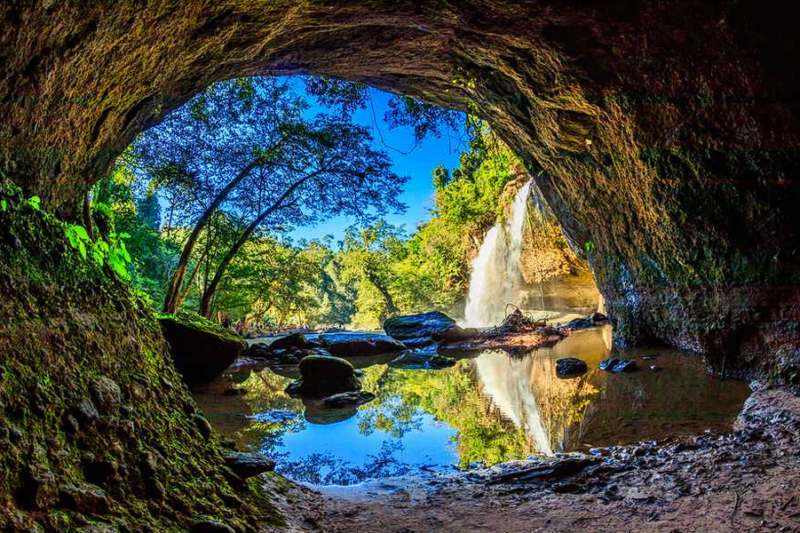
[268,332,316,351]
[285,355,361,396]
[317,332,405,357]
[159,315,245,386]
[383,312,459,340]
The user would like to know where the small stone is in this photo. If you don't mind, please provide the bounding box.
[224,452,275,478]
[193,414,213,440]
[120,405,133,417]
[74,399,99,423]
[324,391,376,408]
[190,521,235,533]
[90,376,122,414]
[556,358,588,377]
[598,357,620,371]
[612,359,638,373]
[650,365,661,372]
[140,452,159,479]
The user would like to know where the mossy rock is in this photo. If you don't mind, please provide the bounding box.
[383,311,458,340]
[158,313,245,386]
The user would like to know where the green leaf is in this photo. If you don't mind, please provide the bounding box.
[27,196,41,210]
[0,199,6,212]
[72,225,90,241]
[78,241,87,260]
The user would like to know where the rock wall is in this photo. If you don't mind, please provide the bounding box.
[2,1,800,375]
[0,183,281,532]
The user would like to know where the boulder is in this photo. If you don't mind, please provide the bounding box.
[224,452,275,479]
[285,355,361,396]
[159,314,245,386]
[323,391,376,408]
[402,337,436,349]
[269,332,316,351]
[383,311,458,340]
[564,317,595,330]
[556,358,588,377]
[59,483,109,513]
[318,332,405,357]
[590,312,608,323]
[431,326,480,342]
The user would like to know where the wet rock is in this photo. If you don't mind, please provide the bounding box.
[428,354,457,368]
[59,483,109,513]
[556,358,588,377]
[431,326,480,342]
[90,376,122,414]
[269,332,316,351]
[324,391,376,408]
[775,345,800,382]
[224,452,275,478]
[590,312,608,323]
[20,469,58,509]
[650,365,662,372]
[319,332,405,357]
[598,357,620,371]
[565,317,594,330]
[402,337,436,349]
[383,311,458,340]
[247,342,272,359]
[612,359,638,373]
[74,399,99,423]
[159,315,246,386]
[286,355,361,396]
[191,521,235,533]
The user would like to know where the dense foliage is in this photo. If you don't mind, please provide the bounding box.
[92,76,530,330]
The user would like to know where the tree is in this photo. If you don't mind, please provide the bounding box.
[129,77,407,315]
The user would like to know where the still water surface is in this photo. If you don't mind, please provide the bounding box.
[193,326,751,486]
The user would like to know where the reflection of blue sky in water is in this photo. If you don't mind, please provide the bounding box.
[266,409,458,485]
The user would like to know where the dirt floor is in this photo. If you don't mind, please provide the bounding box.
[263,382,800,533]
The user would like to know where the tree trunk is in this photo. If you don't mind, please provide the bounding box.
[367,272,398,316]
[198,170,321,318]
[83,191,95,241]
[162,159,262,313]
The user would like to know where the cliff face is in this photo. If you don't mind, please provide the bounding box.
[2,1,800,375]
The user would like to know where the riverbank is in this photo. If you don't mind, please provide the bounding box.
[259,382,800,533]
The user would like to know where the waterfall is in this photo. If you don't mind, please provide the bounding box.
[463,180,532,327]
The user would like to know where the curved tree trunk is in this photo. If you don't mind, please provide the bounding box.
[162,159,262,314]
[366,271,398,316]
[198,171,320,317]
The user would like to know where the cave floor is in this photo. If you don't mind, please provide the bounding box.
[263,384,800,533]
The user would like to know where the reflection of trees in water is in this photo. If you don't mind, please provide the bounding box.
[358,361,533,468]
[272,441,413,485]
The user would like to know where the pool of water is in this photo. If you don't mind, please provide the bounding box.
[193,326,751,486]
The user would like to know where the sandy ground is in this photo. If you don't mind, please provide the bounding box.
[263,382,800,533]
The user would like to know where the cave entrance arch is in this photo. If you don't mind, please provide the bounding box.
[4,1,800,373]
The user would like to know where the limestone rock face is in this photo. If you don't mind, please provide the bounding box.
[2,2,800,372]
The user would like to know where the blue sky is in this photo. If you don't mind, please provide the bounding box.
[287,80,467,244]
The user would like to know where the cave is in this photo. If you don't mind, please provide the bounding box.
[2,2,800,532]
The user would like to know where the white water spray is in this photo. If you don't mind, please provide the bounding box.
[463,180,532,327]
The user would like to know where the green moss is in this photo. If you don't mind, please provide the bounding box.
[0,182,283,531]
